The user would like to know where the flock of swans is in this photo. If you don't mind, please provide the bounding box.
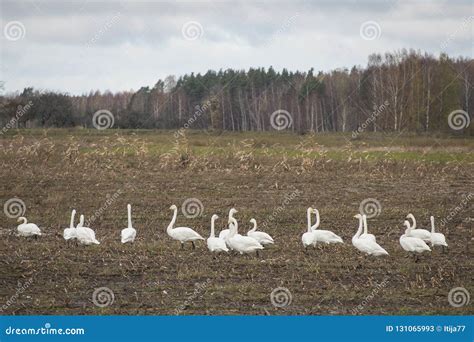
[15,205,448,259]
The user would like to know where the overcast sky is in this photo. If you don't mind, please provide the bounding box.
[0,0,472,95]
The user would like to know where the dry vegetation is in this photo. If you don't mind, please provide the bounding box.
[0,129,473,315]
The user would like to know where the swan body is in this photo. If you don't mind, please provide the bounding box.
[352,215,388,256]
[247,219,274,245]
[405,213,431,242]
[121,204,136,243]
[17,217,41,237]
[167,205,204,248]
[207,214,229,253]
[400,221,431,254]
[311,209,343,244]
[429,216,448,248]
[359,214,376,242]
[63,209,77,241]
[227,217,263,254]
[76,215,100,245]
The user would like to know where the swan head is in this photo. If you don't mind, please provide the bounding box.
[229,208,238,215]
[17,216,26,223]
[250,218,256,225]
[127,204,131,210]
[169,204,177,211]
[211,214,218,221]
[406,213,415,220]
[354,213,362,219]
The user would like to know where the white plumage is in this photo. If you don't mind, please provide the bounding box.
[76,215,100,245]
[302,207,317,248]
[167,204,204,249]
[17,217,41,237]
[311,209,343,245]
[227,217,263,255]
[359,214,376,242]
[247,218,274,246]
[63,209,77,241]
[429,216,448,248]
[400,220,431,255]
[405,213,431,242]
[207,214,229,253]
[352,214,388,256]
[121,204,137,243]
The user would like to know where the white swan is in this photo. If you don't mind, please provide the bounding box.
[17,217,41,237]
[63,209,77,241]
[247,218,274,246]
[167,204,204,249]
[227,217,263,255]
[219,208,237,240]
[352,214,388,256]
[121,204,137,243]
[76,215,100,245]
[311,208,343,244]
[359,214,376,242]
[400,220,431,260]
[207,214,229,253]
[302,208,317,249]
[406,213,431,242]
[429,216,448,250]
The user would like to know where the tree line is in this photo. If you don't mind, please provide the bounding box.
[0,49,472,134]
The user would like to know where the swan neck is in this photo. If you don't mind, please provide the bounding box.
[167,207,177,233]
[306,208,312,232]
[250,220,257,232]
[315,210,320,229]
[127,205,132,228]
[229,217,238,237]
[353,219,363,240]
[70,210,76,228]
[430,216,435,233]
[363,215,368,234]
[210,217,216,237]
